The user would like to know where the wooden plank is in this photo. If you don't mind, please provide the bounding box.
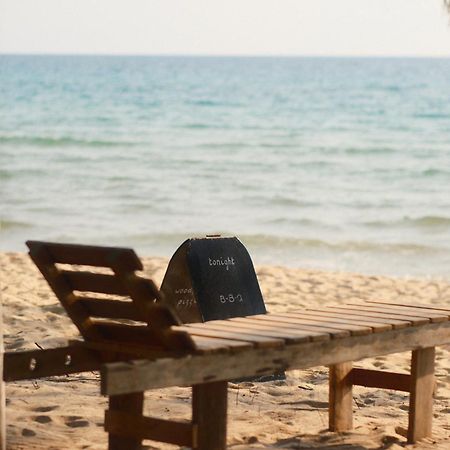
[105,410,194,447]
[244,315,351,338]
[351,368,410,392]
[229,317,330,342]
[108,393,143,450]
[295,310,393,332]
[325,305,430,326]
[4,346,101,381]
[305,308,408,330]
[329,362,353,432]
[78,297,143,321]
[101,321,450,395]
[94,322,156,344]
[191,335,254,352]
[186,321,312,344]
[359,303,449,322]
[366,300,450,315]
[193,381,227,450]
[62,271,128,296]
[180,325,285,348]
[26,240,143,270]
[275,312,373,336]
[408,347,436,443]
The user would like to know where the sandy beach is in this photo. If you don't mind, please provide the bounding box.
[1,251,450,450]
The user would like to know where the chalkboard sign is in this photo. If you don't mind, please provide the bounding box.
[160,236,266,323]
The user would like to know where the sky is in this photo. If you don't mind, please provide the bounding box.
[1,0,450,56]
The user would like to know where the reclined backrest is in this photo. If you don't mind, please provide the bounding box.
[26,241,196,351]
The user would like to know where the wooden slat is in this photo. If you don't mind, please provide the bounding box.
[229,317,330,342]
[101,321,450,394]
[93,322,165,347]
[325,305,430,326]
[351,368,410,392]
[180,325,285,348]
[26,240,143,270]
[274,312,373,336]
[360,303,449,322]
[305,308,409,330]
[62,270,128,296]
[295,310,393,332]
[190,335,253,352]
[105,410,195,447]
[77,297,143,321]
[366,300,450,315]
[185,321,312,344]
[245,315,351,338]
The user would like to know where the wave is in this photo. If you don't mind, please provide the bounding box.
[364,215,450,229]
[0,220,32,230]
[237,234,439,253]
[129,232,442,255]
[0,135,140,148]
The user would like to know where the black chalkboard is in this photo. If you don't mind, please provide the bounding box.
[160,236,266,323]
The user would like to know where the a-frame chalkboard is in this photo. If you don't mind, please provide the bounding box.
[160,236,266,323]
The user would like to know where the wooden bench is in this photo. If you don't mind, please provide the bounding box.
[3,241,450,450]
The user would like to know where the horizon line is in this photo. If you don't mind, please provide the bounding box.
[1,52,450,59]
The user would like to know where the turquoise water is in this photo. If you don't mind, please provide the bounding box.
[1,55,450,276]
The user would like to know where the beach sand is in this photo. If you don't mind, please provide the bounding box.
[1,252,450,449]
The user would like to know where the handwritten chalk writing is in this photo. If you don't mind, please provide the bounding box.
[175,288,193,294]
[219,293,244,304]
[208,256,235,271]
[177,298,196,308]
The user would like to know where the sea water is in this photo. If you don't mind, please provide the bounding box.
[1,55,449,277]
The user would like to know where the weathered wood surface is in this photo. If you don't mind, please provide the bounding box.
[329,362,353,431]
[101,321,450,395]
[408,347,436,443]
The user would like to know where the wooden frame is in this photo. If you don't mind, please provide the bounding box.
[3,242,450,450]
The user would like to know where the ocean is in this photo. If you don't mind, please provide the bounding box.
[1,55,449,277]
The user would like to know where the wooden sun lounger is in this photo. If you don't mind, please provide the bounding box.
[2,241,450,450]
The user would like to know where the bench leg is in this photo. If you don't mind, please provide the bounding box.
[192,381,227,450]
[329,362,353,432]
[408,347,435,443]
[108,392,144,450]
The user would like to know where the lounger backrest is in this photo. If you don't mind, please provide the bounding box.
[26,241,196,351]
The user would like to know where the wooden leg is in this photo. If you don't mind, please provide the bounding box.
[329,362,353,432]
[408,347,435,443]
[108,392,144,450]
[192,381,228,450]
[0,305,6,450]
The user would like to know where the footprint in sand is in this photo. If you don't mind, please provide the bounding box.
[65,416,90,428]
[21,428,36,437]
[32,405,59,413]
[34,415,52,424]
